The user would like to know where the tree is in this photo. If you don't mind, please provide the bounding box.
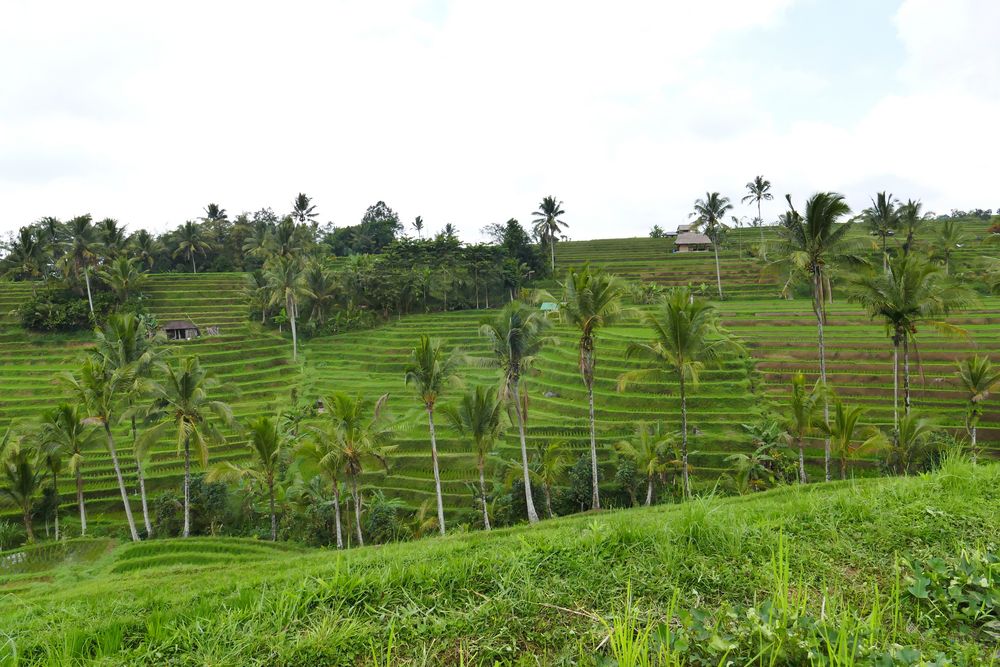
[619,287,742,497]
[1,446,43,543]
[138,356,234,538]
[404,335,461,535]
[690,192,733,299]
[783,373,825,484]
[129,229,161,270]
[311,393,392,546]
[2,227,47,283]
[929,219,967,275]
[39,404,99,537]
[819,396,880,480]
[726,444,775,495]
[442,385,504,530]
[59,357,141,541]
[203,203,228,223]
[173,220,212,274]
[95,313,166,537]
[412,216,424,239]
[884,413,938,475]
[291,193,318,224]
[59,214,101,314]
[956,354,1000,461]
[741,176,773,261]
[849,254,974,426]
[864,192,900,271]
[264,255,307,360]
[614,423,671,506]
[775,192,856,481]
[649,225,666,239]
[898,199,925,256]
[97,255,147,305]
[531,441,570,518]
[479,302,554,523]
[532,196,567,273]
[208,416,290,540]
[295,436,347,549]
[302,259,339,329]
[97,218,128,259]
[552,264,627,510]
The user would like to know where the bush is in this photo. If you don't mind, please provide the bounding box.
[0,520,24,551]
[152,475,230,537]
[16,287,151,332]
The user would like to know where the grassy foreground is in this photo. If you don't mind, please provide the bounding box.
[1,458,998,666]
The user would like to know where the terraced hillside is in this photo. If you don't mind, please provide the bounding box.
[0,273,296,521]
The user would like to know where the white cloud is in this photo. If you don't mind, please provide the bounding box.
[0,0,996,243]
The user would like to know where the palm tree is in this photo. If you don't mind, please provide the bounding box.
[742,176,773,260]
[59,214,101,314]
[97,218,127,259]
[553,265,627,509]
[783,373,825,484]
[39,403,99,536]
[479,302,554,523]
[726,444,775,494]
[97,255,148,305]
[303,259,338,328]
[956,354,1000,461]
[1,446,43,543]
[313,393,392,547]
[929,219,967,275]
[173,221,212,274]
[775,192,855,480]
[38,434,65,540]
[137,357,234,538]
[95,313,166,537]
[819,396,880,480]
[59,357,141,541]
[295,438,347,548]
[614,423,671,506]
[849,254,974,425]
[412,216,424,239]
[884,413,938,475]
[864,192,900,271]
[208,416,290,540]
[441,385,504,530]
[203,203,228,223]
[618,287,742,497]
[532,196,567,273]
[531,441,570,518]
[129,229,161,270]
[2,227,47,283]
[898,200,925,256]
[264,255,307,360]
[690,192,733,299]
[404,335,461,535]
[291,193,318,224]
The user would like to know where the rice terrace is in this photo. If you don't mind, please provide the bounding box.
[2,3,1000,666]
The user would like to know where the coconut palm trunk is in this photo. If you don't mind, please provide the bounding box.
[549,238,556,273]
[268,473,277,541]
[758,200,766,261]
[84,265,95,314]
[892,335,900,429]
[287,294,298,360]
[350,478,364,546]
[191,253,197,274]
[76,466,87,536]
[797,435,807,484]
[813,266,831,481]
[23,506,34,543]
[679,373,690,498]
[511,380,539,523]
[903,336,912,415]
[182,437,192,537]
[543,483,554,518]
[426,407,447,535]
[105,424,140,542]
[713,241,723,299]
[332,483,344,549]
[477,458,490,531]
[132,417,153,537]
[645,474,654,506]
[581,343,600,510]
[52,471,60,540]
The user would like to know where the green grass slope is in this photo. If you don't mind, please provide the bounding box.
[1,460,997,665]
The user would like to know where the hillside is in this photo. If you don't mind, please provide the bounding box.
[1,460,997,665]
[1,226,998,523]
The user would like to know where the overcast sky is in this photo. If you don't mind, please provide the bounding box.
[1,0,997,241]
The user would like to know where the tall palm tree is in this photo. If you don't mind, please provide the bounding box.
[898,199,925,256]
[531,441,570,518]
[741,176,773,260]
[848,254,974,426]
[97,218,128,259]
[618,287,742,497]
[412,216,424,239]
[956,354,1000,461]
[775,192,856,481]
[532,196,567,273]
[38,433,65,540]
[59,357,141,541]
[404,335,461,535]
[690,192,733,299]
[2,227,47,283]
[1,446,43,543]
[173,220,212,274]
[552,265,628,509]
[137,356,234,538]
[312,393,392,547]
[295,438,347,548]
[864,192,900,271]
[203,203,228,223]
[479,302,554,523]
[929,219,967,275]
[39,403,99,536]
[264,255,307,360]
[59,214,102,314]
[97,255,148,305]
[208,415,290,540]
[303,259,339,328]
[129,229,161,270]
[291,193,318,224]
[442,385,504,530]
[96,313,166,537]
[614,422,671,506]
[783,373,825,484]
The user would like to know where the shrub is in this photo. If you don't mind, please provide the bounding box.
[0,520,23,551]
[152,475,230,537]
